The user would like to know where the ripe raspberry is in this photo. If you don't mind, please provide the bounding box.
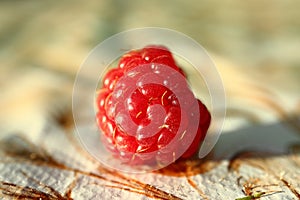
[96,45,211,165]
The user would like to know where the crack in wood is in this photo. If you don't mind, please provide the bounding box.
[0,135,183,200]
[228,150,300,199]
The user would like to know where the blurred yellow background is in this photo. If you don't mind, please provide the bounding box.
[0,0,299,137]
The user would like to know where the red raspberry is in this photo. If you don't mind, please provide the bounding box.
[96,45,211,165]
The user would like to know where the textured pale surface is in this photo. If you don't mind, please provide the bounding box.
[0,120,299,199]
[0,1,300,199]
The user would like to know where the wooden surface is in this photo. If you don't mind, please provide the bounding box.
[0,119,299,199]
[0,1,300,199]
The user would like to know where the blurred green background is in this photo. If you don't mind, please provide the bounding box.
[0,0,299,136]
[1,0,300,71]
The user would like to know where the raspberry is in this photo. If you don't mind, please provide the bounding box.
[96,45,211,165]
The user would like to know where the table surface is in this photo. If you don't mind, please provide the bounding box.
[0,118,299,200]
